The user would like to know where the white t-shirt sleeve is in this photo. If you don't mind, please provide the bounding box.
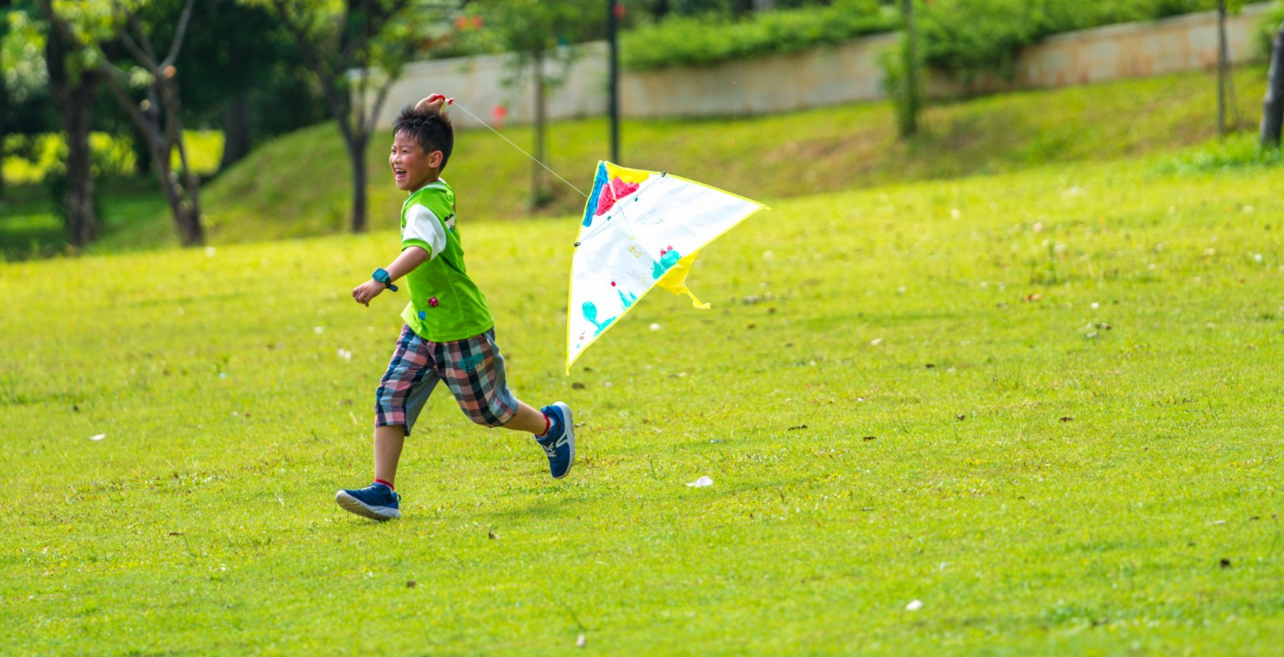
[403,203,448,260]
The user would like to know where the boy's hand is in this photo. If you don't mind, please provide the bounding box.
[352,280,387,307]
[416,93,454,113]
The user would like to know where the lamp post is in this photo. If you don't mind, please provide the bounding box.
[608,0,621,163]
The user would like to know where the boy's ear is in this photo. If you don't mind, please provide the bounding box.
[428,150,444,168]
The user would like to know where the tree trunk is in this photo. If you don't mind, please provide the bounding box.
[131,131,152,176]
[219,94,254,172]
[1217,0,1227,136]
[350,132,368,233]
[45,26,100,248]
[0,69,7,200]
[1262,19,1284,149]
[531,51,547,208]
[164,78,204,246]
[897,0,921,139]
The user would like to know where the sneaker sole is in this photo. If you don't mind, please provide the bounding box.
[552,401,575,480]
[335,490,401,521]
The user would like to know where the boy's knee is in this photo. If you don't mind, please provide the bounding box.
[466,410,505,428]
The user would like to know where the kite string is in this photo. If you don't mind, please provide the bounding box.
[451,101,590,199]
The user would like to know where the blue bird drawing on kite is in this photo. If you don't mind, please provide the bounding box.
[582,301,615,336]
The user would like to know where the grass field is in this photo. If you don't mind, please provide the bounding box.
[2,153,1282,654]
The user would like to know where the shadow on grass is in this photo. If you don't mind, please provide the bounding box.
[0,177,170,262]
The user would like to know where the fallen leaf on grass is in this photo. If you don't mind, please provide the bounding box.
[406,580,417,588]
[488,531,498,540]
[1220,558,1231,568]
[571,382,586,390]
[686,476,713,488]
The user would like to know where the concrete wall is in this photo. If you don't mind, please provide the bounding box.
[371,2,1274,126]
[967,1,1274,93]
[372,43,610,129]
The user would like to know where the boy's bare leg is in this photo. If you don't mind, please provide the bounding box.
[501,401,550,435]
[373,424,406,486]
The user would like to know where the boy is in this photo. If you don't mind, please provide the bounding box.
[335,94,574,521]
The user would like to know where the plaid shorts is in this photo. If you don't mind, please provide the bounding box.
[375,325,520,434]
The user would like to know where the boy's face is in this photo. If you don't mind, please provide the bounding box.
[390,131,443,191]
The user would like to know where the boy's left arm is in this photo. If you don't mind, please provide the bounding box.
[352,246,430,306]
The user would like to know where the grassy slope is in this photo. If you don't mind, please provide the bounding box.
[2,157,1282,654]
[202,65,1266,243]
[0,66,1267,258]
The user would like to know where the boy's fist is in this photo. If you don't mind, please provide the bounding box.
[352,280,386,306]
[416,93,454,113]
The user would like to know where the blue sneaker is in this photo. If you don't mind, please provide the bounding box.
[335,483,401,521]
[536,402,575,479]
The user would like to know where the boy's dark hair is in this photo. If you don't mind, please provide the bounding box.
[394,104,454,171]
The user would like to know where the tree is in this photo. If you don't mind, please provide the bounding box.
[38,0,206,246]
[250,0,442,232]
[97,0,205,245]
[164,0,317,173]
[36,0,103,247]
[1263,16,1284,148]
[470,0,604,208]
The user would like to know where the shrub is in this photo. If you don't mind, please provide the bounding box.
[620,0,898,70]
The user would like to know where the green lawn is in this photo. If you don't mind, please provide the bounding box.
[2,154,1281,654]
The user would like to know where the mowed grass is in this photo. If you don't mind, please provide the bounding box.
[2,157,1283,655]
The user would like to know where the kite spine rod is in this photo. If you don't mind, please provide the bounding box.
[451,102,590,199]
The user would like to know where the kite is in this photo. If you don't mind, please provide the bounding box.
[566,161,769,371]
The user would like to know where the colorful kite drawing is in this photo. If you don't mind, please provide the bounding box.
[566,161,769,371]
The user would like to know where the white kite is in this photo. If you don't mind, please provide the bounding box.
[566,161,768,371]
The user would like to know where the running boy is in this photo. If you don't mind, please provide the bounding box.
[335,94,573,521]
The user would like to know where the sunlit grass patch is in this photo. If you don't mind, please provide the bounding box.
[1157,132,1284,174]
[2,157,1282,654]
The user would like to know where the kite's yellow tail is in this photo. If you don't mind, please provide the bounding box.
[655,250,711,309]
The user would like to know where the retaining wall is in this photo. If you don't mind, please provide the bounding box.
[370,2,1274,126]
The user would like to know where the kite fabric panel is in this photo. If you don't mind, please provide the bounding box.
[566,161,769,371]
